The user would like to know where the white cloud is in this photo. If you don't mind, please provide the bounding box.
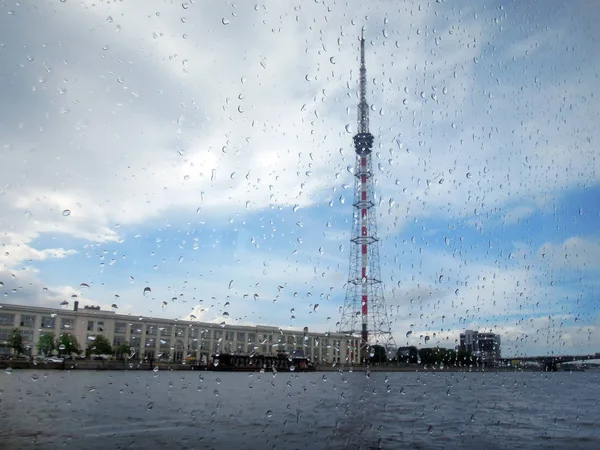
[539,236,600,271]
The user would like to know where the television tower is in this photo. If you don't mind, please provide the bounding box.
[338,30,396,361]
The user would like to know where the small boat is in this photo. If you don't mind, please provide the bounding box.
[207,352,315,372]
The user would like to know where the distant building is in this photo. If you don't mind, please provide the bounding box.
[0,302,360,365]
[460,330,501,360]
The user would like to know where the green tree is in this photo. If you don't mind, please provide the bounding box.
[397,346,419,364]
[56,333,81,356]
[86,335,112,356]
[115,342,132,360]
[369,345,388,364]
[37,332,56,356]
[8,328,25,355]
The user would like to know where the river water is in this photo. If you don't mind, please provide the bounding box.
[1,369,599,449]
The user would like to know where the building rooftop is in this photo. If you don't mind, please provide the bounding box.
[0,302,351,338]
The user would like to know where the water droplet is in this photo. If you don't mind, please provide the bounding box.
[266,410,273,418]
[153,366,159,373]
[79,283,90,289]
[406,330,413,338]
[439,275,444,283]
[58,344,66,351]
[31,374,39,381]
[345,124,352,133]
[424,336,431,343]
[5,368,12,375]
[222,18,230,25]
[466,172,472,179]
[111,304,118,311]
[147,402,155,410]
[60,300,69,308]
[62,209,71,217]
[143,287,151,297]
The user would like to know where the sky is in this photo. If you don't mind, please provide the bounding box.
[0,0,598,358]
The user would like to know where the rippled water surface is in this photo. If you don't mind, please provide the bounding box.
[1,369,599,449]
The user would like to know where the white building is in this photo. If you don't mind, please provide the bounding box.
[0,302,360,365]
[459,329,501,360]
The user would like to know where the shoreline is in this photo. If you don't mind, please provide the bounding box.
[1,360,560,373]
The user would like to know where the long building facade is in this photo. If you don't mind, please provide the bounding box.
[0,302,360,365]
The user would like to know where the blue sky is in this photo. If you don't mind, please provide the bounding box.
[0,0,599,357]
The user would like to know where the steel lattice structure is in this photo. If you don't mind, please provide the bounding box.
[338,31,396,361]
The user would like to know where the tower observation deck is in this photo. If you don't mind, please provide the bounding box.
[338,31,396,362]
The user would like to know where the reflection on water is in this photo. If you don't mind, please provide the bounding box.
[1,370,599,449]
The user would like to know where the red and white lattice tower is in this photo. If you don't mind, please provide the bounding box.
[338,31,396,362]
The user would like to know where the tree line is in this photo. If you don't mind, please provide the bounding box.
[368,344,481,366]
[6,328,131,359]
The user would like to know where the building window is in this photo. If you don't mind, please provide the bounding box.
[20,315,36,328]
[113,335,126,347]
[225,331,235,341]
[115,322,127,334]
[41,316,55,329]
[87,321,94,331]
[160,326,171,337]
[247,333,255,343]
[0,328,11,341]
[175,327,185,337]
[236,332,245,342]
[97,321,104,332]
[0,313,15,326]
[61,318,74,330]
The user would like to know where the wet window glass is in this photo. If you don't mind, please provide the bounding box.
[1,2,599,449]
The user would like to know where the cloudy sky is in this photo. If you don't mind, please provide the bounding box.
[0,0,598,357]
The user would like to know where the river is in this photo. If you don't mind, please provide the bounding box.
[1,369,599,449]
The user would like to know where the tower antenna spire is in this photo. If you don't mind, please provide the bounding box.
[338,30,396,364]
[358,29,369,134]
